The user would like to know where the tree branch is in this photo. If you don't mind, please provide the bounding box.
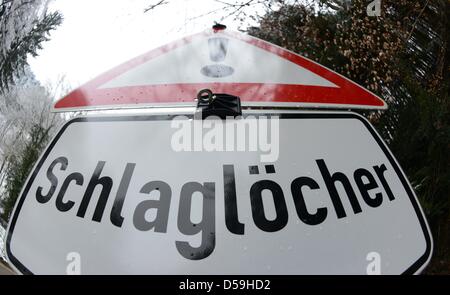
[144,0,168,13]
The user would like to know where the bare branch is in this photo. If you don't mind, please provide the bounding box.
[144,0,168,13]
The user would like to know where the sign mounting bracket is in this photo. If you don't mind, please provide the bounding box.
[196,89,242,119]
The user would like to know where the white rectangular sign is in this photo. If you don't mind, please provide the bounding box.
[6,112,432,274]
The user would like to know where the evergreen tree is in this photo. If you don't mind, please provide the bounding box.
[1,124,52,221]
[0,66,64,224]
[0,0,62,92]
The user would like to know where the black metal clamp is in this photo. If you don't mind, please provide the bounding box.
[196,89,242,119]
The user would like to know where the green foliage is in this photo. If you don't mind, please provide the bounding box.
[1,124,52,221]
[378,77,449,214]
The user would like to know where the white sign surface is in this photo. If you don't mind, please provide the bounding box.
[98,33,336,88]
[6,112,431,274]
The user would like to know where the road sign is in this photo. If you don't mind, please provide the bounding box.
[6,111,431,274]
[53,29,386,111]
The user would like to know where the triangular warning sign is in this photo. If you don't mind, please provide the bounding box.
[53,29,386,111]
